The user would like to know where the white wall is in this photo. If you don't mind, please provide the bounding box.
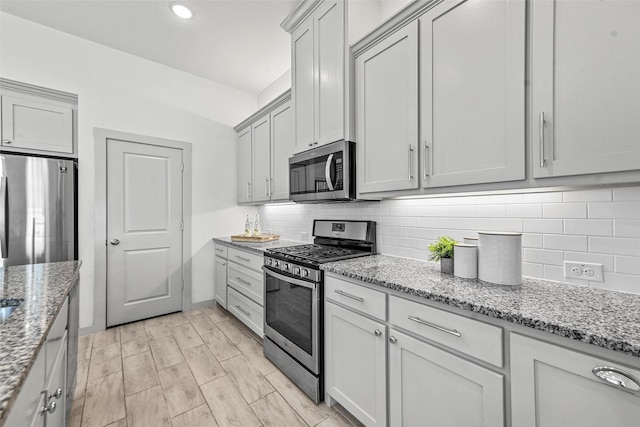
[257,69,291,108]
[0,12,258,329]
[259,186,640,295]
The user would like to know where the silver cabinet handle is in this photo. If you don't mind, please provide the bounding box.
[235,305,251,316]
[48,388,63,400]
[592,366,640,392]
[215,248,224,253]
[374,329,382,337]
[334,289,364,303]
[389,336,397,344]
[408,315,461,337]
[41,401,57,414]
[235,255,251,262]
[247,182,251,199]
[539,111,546,168]
[269,178,272,196]
[110,239,120,246]
[2,139,11,144]
[265,177,269,196]
[235,277,252,286]
[308,142,313,147]
[0,177,8,259]
[423,142,430,178]
[408,144,414,182]
[314,141,319,146]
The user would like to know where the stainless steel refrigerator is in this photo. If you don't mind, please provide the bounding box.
[0,153,77,266]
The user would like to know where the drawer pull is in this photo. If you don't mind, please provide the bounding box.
[235,255,251,262]
[215,248,224,253]
[235,277,252,286]
[335,289,364,303]
[408,315,461,337]
[592,366,640,392]
[374,329,382,337]
[48,388,63,400]
[389,336,397,344]
[235,305,251,317]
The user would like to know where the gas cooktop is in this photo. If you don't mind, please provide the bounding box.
[266,244,370,265]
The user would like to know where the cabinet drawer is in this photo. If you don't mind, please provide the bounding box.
[46,297,68,378]
[227,287,263,338]
[325,276,386,321]
[228,262,264,305]
[389,296,503,367]
[214,244,228,259]
[227,247,263,271]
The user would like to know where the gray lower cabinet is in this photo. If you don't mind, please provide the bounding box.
[214,250,228,309]
[224,247,264,337]
[324,301,387,427]
[510,333,640,427]
[531,0,640,178]
[388,329,504,427]
[43,332,67,427]
[5,350,46,427]
[356,20,419,194]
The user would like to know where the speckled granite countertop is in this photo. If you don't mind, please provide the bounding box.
[213,237,305,255]
[0,261,82,426]
[321,255,640,359]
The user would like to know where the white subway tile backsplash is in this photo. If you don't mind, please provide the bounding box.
[615,255,640,275]
[506,204,543,218]
[589,237,640,256]
[564,219,613,236]
[523,219,563,234]
[259,184,640,295]
[543,235,588,252]
[565,252,614,271]
[523,248,564,266]
[614,220,640,238]
[543,203,587,219]
[562,188,612,202]
[613,186,640,201]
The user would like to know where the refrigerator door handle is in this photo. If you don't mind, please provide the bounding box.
[0,176,8,259]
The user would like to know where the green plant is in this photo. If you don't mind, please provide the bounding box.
[428,236,458,261]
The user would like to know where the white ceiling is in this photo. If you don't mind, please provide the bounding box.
[0,0,300,95]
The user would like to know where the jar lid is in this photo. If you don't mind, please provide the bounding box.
[454,243,477,247]
[477,231,522,236]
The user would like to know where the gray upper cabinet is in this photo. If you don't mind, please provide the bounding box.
[421,0,525,188]
[251,114,271,203]
[236,126,252,203]
[290,0,345,153]
[235,92,292,204]
[1,79,77,157]
[532,0,640,178]
[270,101,293,201]
[356,21,419,194]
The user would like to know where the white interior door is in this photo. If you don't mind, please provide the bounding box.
[107,139,183,326]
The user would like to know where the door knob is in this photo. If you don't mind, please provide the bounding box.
[2,139,11,144]
[110,239,120,245]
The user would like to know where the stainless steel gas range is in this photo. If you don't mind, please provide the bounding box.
[262,220,377,403]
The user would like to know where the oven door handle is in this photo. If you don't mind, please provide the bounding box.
[263,266,317,290]
[325,154,335,192]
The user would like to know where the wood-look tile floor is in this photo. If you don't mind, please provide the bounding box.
[69,305,364,427]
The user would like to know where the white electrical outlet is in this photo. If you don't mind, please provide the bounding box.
[564,261,604,282]
[301,231,308,241]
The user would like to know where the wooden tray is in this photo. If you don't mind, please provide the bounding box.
[230,234,280,242]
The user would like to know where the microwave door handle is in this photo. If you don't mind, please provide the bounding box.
[1,177,8,259]
[325,154,335,191]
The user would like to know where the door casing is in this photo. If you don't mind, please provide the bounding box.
[91,128,192,334]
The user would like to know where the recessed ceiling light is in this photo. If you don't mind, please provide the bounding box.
[170,2,194,20]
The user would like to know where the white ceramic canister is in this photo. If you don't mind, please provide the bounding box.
[477,231,522,285]
[454,244,477,279]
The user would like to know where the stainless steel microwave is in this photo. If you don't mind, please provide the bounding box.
[289,140,356,203]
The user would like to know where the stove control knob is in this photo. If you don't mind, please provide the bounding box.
[274,260,280,268]
[267,258,273,266]
[302,269,310,277]
[293,267,301,276]
[284,263,290,272]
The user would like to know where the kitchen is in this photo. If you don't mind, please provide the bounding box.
[1,0,639,426]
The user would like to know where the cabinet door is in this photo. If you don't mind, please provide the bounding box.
[389,329,504,427]
[511,333,640,427]
[315,0,344,147]
[421,0,525,188]
[356,20,419,194]
[325,302,386,427]
[4,349,46,427]
[236,127,252,203]
[270,100,293,201]
[214,256,227,309]
[292,19,316,153]
[532,0,640,178]
[1,94,73,154]
[251,115,271,203]
[44,333,67,427]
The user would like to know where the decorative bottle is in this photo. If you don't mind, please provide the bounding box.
[244,214,252,237]
[254,213,261,236]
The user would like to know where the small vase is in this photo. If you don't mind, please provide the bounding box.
[440,257,454,275]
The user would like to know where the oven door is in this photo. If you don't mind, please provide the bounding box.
[263,266,319,374]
